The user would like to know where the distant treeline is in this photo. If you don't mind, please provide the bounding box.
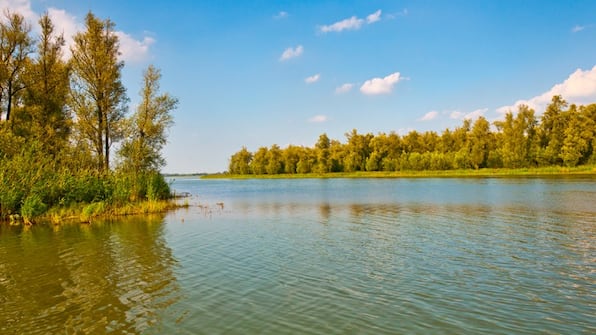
[229,96,596,175]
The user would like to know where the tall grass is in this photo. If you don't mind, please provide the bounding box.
[0,143,173,222]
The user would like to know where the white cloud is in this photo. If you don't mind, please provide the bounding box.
[47,8,81,59]
[497,65,596,114]
[274,11,288,19]
[360,72,402,95]
[463,108,488,120]
[305,73,320,84]
[114,31,155,63]
[279,45,303,61]
[0,0,37,23]
[320,16,363,33]
[335,83,354,94]
[308,115,328,123]
[448,108,487,120]
[419,111,438,121]
[366,10,382,24]
[319,9,382,33]
[2,0,154,63]
[572,23,594,33]
[449,111,464,119]
[387,8,409,19]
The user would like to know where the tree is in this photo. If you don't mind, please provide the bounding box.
[229,147,252,174]
[402,130,422,153]
[266,144,283,174]
[540,95,568,165]
[560,104,594,166]
[495,105,537,168]
[439,128,454,153]
[282,145,302,174]
[118,65,177,173]
[516,105,539,166]
[70,12,127,172]
[251,147,269,174]
[581,104,596,163]
[469,116,491,169]
[328,139,344,172]
[21,13,70,153]
[0,10,33,123]
[314,133,330,173]
[420,131,440,153]
[343,129,373,172]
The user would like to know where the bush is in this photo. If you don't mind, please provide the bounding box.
[21,194,48,224]
[146,173,171,201]
[80,201,106,222]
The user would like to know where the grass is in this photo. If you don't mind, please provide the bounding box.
[32,199,188,225]
[204,165,596,179]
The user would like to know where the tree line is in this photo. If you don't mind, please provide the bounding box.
[229,96,596,175]
[0,11,177,220]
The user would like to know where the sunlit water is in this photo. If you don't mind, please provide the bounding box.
[1,177,594,334]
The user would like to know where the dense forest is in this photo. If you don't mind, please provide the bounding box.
[0,11,177,222]
[229,96,596,175]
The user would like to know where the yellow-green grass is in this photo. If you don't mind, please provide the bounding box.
[26,199,189,225]
[204,165,596,180]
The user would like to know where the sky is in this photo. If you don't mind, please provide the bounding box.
[3,0,596,173]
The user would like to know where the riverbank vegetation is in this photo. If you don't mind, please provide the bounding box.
[228,96,596,176]
[209,165,595,179]
[0,11,177,224]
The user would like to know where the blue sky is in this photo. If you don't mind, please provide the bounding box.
[5,0,596,173]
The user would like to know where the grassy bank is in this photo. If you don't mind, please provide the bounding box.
[6,199,189,226]
[204,165,596,179]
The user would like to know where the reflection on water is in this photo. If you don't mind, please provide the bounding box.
[164,177,595,334]
[1,177,595,334]
[0,215,181,335]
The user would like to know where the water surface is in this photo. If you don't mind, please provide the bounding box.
[1,177,594,334]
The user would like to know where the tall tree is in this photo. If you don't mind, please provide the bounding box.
[343,129,372,172]
[560,104,594,166]
[469,116,491,169]
[251,146,269,175]
[229,146,252,174]
[266,144,284,174]
[0,10,33,123]
[314,133,330,173]
[22,13,70,153]
[495,105,537,168]
[118,65,177,173]
[70,12,127,172]
[540,95,568,165]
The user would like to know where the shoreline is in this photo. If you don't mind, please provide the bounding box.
[3,199,189,226]
[202,165,596,179]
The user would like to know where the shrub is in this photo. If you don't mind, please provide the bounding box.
[146,173,171,201]
[21,194,48,224]
[80,201,106,222]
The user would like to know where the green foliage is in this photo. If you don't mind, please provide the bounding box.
[0,140,173,220]
[21,194,47,223]
[229,146,252,174]
[0,10,33,123]
[70,12,128,172]
[147,173,171,201]
[80,201,106,222]
[117,65,177,173]
[0,12,177,222]
[228,97,596,175]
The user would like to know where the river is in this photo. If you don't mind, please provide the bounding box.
[1,177,594,334]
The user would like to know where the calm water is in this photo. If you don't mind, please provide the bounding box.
[1,177,595,334]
